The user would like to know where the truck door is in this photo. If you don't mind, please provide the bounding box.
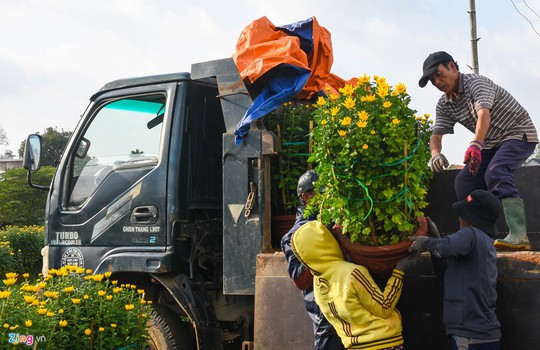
[51,91,171,254]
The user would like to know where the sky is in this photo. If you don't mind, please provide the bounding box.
[1,0,540,165]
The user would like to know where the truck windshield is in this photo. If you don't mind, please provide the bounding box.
[67,94,165,207]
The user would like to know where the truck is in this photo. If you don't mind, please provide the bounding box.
[23,58,540,350]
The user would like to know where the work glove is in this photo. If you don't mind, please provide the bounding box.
[428,153,449,173]
[408,236,430,253]
[464,141,483,176]
[395,251,420,272]
[426,217,441,238]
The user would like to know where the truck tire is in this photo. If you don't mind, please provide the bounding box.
[146,305,195,350]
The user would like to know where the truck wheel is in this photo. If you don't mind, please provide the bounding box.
[146,305,195,350]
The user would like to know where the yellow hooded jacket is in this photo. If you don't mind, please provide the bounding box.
[291,221,404,349]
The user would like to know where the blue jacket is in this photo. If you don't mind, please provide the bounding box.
[426,227,501,340]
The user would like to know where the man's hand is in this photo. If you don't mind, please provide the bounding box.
[428,153,449,173]
[464,141,482,176]
[408,236,430,253]
[396,251,420,272]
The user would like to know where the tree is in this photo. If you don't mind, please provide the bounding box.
[0,125,7,146]
[18,127,72,166]
[0,166,55,227]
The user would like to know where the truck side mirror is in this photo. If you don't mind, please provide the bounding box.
[23,134,42,171]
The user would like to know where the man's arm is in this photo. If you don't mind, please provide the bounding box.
[429,133,443,156]
[473,108,491,143]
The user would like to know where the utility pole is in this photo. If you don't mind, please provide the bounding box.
[469,0,480,74]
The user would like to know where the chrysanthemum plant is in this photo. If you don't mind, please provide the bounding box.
[306,75,433,245]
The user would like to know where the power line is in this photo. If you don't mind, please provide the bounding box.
[523,0,540,20]
[510,0,540,38]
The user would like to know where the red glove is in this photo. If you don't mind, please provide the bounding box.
[464,141,483,175]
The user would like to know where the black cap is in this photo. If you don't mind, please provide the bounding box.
[297,170,319,197]
[452,190,501,236]
[418,51,454,88]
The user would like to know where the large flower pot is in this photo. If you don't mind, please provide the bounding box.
[334,216,428,278]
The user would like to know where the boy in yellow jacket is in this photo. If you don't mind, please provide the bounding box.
[291,221,416,350]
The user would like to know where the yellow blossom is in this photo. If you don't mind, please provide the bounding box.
[24,295,36,303]
[137,289,145,295]
[112,280,118,285]
[140,299,147,305]
[45,291,58,299]
[361,94,376,103]
[316,96,326,106]
[5,273,18,279]
[342,96,356,110]
[76,267,85,274]
[110,323,117,328]
[106,295,113,301]
[125,304,135,311]
[362,144,369,150]
[330,106,340,116]
[46,312,54,317]
[341,117,352,126]
[64,286,74,293]
[38,308,47,315]
[370,130,376,135]
[356,121,367,128]
[104,271,112,278]
[38,282,46,289]
[99,327,105,332]
[3,323,9,329]
[58,309,64,314]
[357,110,369,121]
[383,101,392,108]
[93,274,104,282]
[72,298,81,305]
[329,93,338,101]
[424,113,430,118]
[85,269,92,274]
[25,320,32,327]
[392,118,400,125]
[394,82,407,95]
[339,84,355,96]
[85,329,92,336]
[22,273,29,279]
[321,119,328,125]
[338,130,347,137]
[98,290,106,297]
[377,85,389,98]
[357,73,370,85]
[3,278,16,286]
[0,291,11,299]
[83,294,89,299]
[59,320,68,327]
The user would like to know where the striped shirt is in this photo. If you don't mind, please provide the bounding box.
[433,73,538,149]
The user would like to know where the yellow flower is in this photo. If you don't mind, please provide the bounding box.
[356,121,367,128]
[76,267,85,274]
[5,272,18,279]
[321,119,328,125]
[329,93,338,101]
[364,94,376,103]
[45,291,58,299]
[383,101,392,108]
[38,282,46,289]
[0,291,11,299]
[85,269,92,274]
[3,323,9,329]
[338,130,347,137]
[362,144,369,150]
[338,84,355,96]
[93,274,104,282]
[341,117,352,126]
[59,320,68,327]
[46,312,54,317]
[392,118,400,125]
[140,299,147,305]
[330,106,340,116]
[58,309,64,314]
[342,96,356,110]
[316,96,326,106]
[357,110,369,121]
[424,113,430,118]
[83,294,89,299]
[38,308,47,315]
[112,280,118,286]
[98,290,106,297]
[22,273,29,279]
[106,295,113,301]
[85,328,92,336]
[377,85,389,98]
[394,82,407,95]
[104,272,112,278]
[113,287,123,294]
[3,278,16,286]
[110,323,117,328]
[25,320,32,327]
[125,304,135,311]
[24,295,36,303]
[357,73,370,85]
[99,327,105,332]
[72,298,81,305]
[64,286,74,293]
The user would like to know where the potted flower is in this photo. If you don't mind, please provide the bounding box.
[264,102,314,246]
[306,75,432,274]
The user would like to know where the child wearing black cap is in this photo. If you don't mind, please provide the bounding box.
[409,189,501,350]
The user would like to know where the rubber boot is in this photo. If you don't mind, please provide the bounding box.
[494,198,531,250]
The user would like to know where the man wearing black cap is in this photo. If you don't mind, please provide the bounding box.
[418,51,538,251]
[281,170,345,350]
[409,189,502,350]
